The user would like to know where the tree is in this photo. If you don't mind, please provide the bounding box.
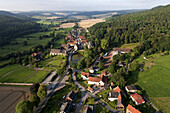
[101,39,109,50]
[98,61,104,70]
[30,83,40,95]
[23,41,28,46]
[37,85,47,101]
[16,100,33,113]
[129,61,139,71]
[77,58,86,69]
[29,94,40,107]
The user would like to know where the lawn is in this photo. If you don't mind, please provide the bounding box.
[25,70,51,83]
[47,56,66,69]
[0,66,35,83]
[0,64,19,77]
[151,97,170,113]
[95,104,111,113]
[53,38,65,49]
[41,85,72,113]
[120,43,139,50]
[135,54,170,98]
[133,54,170,113]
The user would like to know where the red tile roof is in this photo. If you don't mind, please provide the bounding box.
[101,70,106,76]
[127,104,141,113]
[114,86,121,93]
[81,72,89,77]
[67,42,75,45]
[131,93,145,105]
[79,36,86,40]
[88,77,102,82]
[81,39,88,43]
[88,87,93,91]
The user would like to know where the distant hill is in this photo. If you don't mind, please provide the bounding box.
[0,11,41,46]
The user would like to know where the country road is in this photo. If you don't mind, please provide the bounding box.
[34,52,72,113]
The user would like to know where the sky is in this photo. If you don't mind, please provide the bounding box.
[0,0,169,11]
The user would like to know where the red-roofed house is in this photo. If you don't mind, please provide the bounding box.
[126,104,141,113]
[81,72,89,80]
[88,77,105,86]
[130,93,145,105]
[108,86,124,110]
[87,86,94,93]
[67,42,75,46]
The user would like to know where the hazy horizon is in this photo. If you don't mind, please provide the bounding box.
[0,0,169,11]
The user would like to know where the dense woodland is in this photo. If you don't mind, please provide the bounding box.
[86,5,170,87]
[0,14,41,46]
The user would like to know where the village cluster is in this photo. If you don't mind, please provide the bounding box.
[50,28,146,113]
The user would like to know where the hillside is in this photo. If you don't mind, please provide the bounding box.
[0,11,41,46]
[88,4,170,112]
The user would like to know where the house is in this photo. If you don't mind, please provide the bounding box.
[125,85,138,93]
[89,67,99,73]
[108,86,124,110]
[67,42,76,46]
[74,44,79,51]
[130,93,145,105]
[65,91,76,102]
[108,91,119,101]
[50,49,67,56]
[88,77,105,86]
[83,105,94,113]
[32,52,42,61]
[117,94,124,110]
[81,72,90,80]
[60,102,71,113]
[126,104,141,113]
[87,86,94,93]
[61,44,70,50]
[101,70,107,76]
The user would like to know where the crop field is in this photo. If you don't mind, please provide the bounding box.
[37,20,59,25]
[133,54,170,113]
[0,86,30,113]
[0,64,18,77]
[53,38,65,49]
[78,19,105,28]
[60,23,75,28]
[0,66,35,83]
[25,70,50,83]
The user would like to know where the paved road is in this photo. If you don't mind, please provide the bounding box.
[34,53,72,113]
[72,73,117,113]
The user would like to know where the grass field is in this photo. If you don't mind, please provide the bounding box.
[133,54,170,113]
[47,56,66,69]
[0,66,35,83]
[53,38,65,49]
[0,64,18,77]
[78,19,105,28]
[41,85,72,113]
[25,70,50,83]
[120,43,139,50]
[0,31,53,56]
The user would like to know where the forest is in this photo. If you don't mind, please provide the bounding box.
[86,5,170,87]
[0,14,41,46]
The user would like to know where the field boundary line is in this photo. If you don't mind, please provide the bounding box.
[23,70,38,82]
[1,71,14,78]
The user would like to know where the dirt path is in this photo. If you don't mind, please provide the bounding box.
[1,71,14,78]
